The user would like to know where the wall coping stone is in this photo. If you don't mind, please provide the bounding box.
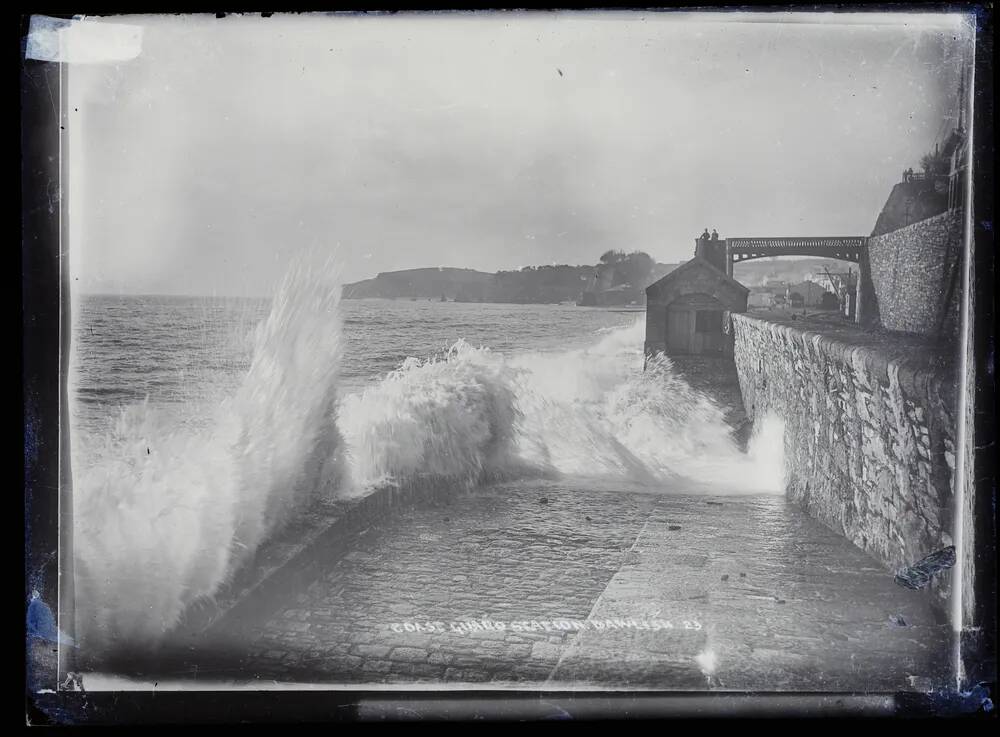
[732,312,957,403]
[870,208,961,242]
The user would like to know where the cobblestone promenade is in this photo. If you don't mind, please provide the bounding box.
[231,479,952,690]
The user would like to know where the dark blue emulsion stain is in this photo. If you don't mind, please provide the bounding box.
[894,546,956,590]
[928,684,994,715]
[26,594,75,646]
[538,701,573,720]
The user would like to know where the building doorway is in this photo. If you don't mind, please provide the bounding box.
[664,294,727,355]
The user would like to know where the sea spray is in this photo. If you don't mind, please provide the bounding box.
[74,250,348,652]
[227,252,348,561]
[74,401,240,648]
[603,351,739,483]
[339,340,523,490]
[339,316,787,493]
[501,319,786,493]
[744,411,787,493]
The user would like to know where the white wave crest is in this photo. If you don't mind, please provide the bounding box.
[339,340,522,490]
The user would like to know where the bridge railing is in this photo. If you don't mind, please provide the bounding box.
[726,237,868,251]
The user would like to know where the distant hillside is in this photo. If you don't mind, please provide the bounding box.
[342,268,493,300]
[490,264,595,304]
[342,261,679,305]
[731,258,859,288]
[871,177,949,237]
[649,261,680,283]
[579,261,681,306]
[342,258,843,304]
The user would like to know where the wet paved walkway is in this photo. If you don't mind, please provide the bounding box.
[232,479,952,690]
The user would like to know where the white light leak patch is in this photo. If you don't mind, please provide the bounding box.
[25,15,143,64]
[695,647,718,680]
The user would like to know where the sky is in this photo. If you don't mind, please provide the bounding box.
[66,11,973,297]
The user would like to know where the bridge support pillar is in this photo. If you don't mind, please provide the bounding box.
[856,247,879,327]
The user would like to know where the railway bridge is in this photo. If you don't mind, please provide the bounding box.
[695,234,874,323]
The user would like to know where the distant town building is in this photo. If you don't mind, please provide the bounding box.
[785,280,827,307]
[815,270,857,299]
[819,292,840,310]
[814,269,859,319]
[747,290,775,309]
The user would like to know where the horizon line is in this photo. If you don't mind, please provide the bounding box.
[72,254,850,300]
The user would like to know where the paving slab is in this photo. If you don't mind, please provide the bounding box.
[226,480,951,690]
[548,494,952,691]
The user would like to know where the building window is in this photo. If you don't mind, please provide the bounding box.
[695,310,722,333]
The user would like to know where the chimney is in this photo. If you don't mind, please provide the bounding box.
[694,237,728,273]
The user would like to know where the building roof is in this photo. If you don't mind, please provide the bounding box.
[645,255,750,297]
[787,280,827,294]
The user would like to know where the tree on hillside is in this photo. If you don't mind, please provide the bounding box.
[618,251,655,287]
[920,149,950,176]
[599,250,654,288]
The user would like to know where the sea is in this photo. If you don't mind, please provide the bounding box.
[71,295,642,447]
[68,252,784,649]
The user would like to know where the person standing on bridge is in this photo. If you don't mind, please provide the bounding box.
[701,228,711,241]
[711,229,719,242]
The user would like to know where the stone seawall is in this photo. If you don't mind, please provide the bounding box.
[868,210,963,336]
[731,313,958,610]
